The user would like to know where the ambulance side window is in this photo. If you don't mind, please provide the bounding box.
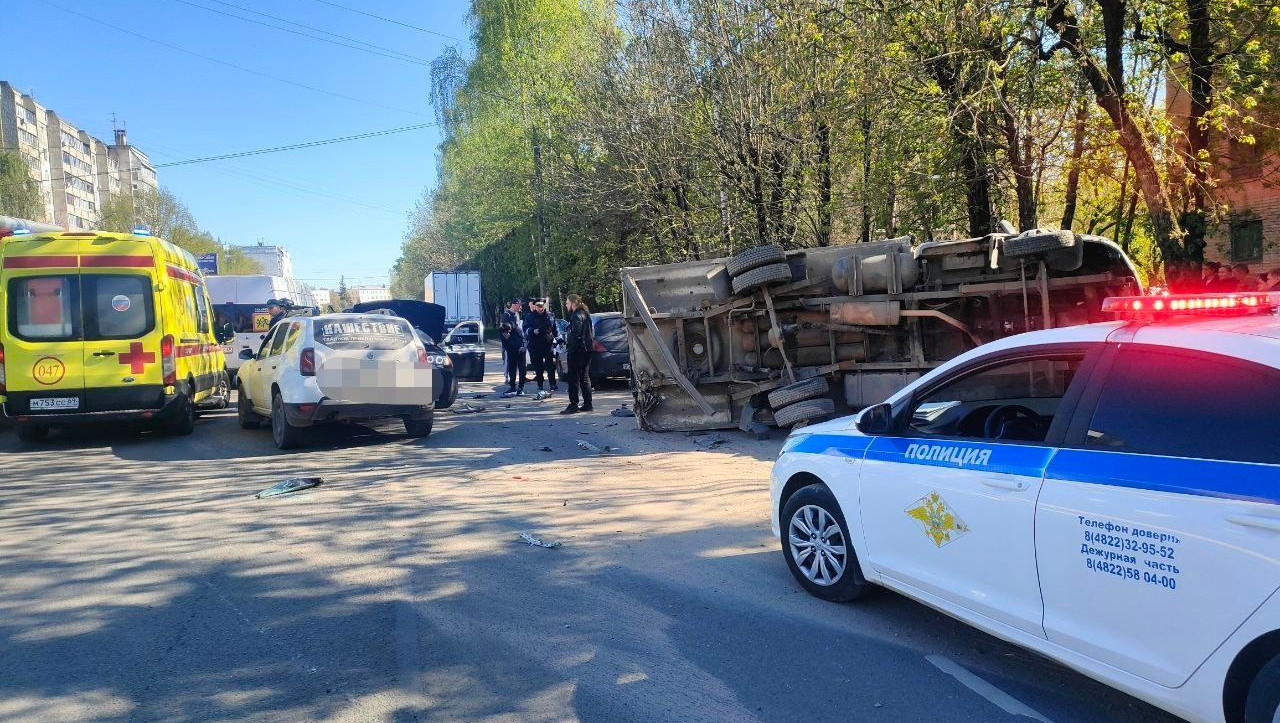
[193,283,211,334]
[84,275,154,340]
[1085,347,1280,464]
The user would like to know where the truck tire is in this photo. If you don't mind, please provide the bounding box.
[772,397,835,427]
[1003,229,1076,258]
[726,244,786,277]
[768,376,830,409]
[732,262,792,295]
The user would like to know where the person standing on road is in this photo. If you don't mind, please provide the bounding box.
[524,299,558,392]
[500,298,526,386]
[499,322,527,396]
[561,294,594,414]
[266,298,293,329]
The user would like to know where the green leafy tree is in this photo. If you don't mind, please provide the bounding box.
[97,187,260,274]
[0,150,44,221]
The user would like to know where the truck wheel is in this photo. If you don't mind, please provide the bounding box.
[1003,229,1076,258]
[768,376,830,409]
[404,409,434,438]
[731,262,792,295]
[772,397,835,427]
[726,244,786,277]
[1244,654,1280,723]
[161,392,195,436]
[237,382,260,429]
[271,392,305,450]
[781,483,869,602]
[16,423,49,442]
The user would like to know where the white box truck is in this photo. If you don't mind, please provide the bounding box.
[424,271,483,329]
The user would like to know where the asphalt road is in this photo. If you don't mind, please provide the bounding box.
[0,349,1186,723]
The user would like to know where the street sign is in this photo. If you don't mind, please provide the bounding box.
[197,253,219,275]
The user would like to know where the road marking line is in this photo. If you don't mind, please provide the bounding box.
[926,654,1053,722]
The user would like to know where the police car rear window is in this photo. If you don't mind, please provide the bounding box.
[1085,347,1280,465]
[315,319,413,350]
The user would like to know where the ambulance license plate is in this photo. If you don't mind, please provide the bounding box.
[30,397,79,411]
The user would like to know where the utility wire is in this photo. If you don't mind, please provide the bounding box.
[304,0,461,41]
[153,123,440,167]
[164,0,430,66]
[196,0,433,62]
[38,0,428,117]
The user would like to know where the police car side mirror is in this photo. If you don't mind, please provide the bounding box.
[855,403,894,435]
[238,349,255,361]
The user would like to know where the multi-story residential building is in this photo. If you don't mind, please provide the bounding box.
[351,285,392,304]
[0,80,158,229]
[233,243,295,278]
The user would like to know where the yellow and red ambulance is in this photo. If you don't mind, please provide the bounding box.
[0,228,231,441]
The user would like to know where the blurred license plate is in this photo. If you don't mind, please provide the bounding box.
[622,363,631,370]
[30,397,79,411]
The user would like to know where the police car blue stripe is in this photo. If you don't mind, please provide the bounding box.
[1045,448,1280,506]
[789,434,873,458]
[867,437,1055,477]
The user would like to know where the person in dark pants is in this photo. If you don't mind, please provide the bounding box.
[499,322,526,395]
[561,294,594,414]
[500,298,526,386]
[523,299,558,392]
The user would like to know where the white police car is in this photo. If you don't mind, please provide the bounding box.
[771,292,1280,723]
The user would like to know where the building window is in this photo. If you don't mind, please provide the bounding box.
[22,108,36,124]
[1230,219,1264,262]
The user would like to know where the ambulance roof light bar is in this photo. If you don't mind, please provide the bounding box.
[1102,293,1275,318]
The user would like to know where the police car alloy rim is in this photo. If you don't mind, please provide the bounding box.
[789,505,847,586]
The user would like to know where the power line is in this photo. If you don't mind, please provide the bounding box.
[38,0,428,117]
[197,0,435,61]
[164,0,431,66]
[153,122,440,167]
[304,0,461,41]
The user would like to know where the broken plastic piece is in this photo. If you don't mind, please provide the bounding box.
[610,405,636,417]
[576,439,621,454]
[519,532,561,549]
[535,445,553,452]
[452,403,487,414]
[255,477,322,499]
[535,390,552,400]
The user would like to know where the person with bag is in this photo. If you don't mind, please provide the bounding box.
[561,294,594,414]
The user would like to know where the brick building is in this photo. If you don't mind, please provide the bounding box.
[1167,80,1280,275]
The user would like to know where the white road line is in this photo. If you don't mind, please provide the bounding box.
[926,654,1054,723]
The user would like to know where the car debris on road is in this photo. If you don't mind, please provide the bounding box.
[518,532,561,549]
[576,439,621,455]
[255,477,322,499]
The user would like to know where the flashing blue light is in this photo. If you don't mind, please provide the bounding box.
[10,227,31,236]
[131,225,152,236]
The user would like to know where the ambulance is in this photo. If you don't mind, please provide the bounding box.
[0,228,233,441]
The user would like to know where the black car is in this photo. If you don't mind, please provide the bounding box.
[590,312,631,385]
[441,320,486,382]
[350,299,458,409]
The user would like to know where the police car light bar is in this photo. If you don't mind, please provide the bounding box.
[1102,293,1275,317]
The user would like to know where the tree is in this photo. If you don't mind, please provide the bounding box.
[335,276,354,310]
[97,187,261,274]
[0,150,44,221]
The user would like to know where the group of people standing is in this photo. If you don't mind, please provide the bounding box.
[498,294,595,414]
[1169,262,1280,294]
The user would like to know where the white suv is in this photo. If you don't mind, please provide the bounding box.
[236,313,437,448]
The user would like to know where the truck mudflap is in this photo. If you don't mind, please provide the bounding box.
[623,230,1140,432]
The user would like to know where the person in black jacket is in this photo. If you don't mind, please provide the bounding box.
[499,322,526,396]
[561,294,594,414]
[499,298,527,386]
[523,299,558,392]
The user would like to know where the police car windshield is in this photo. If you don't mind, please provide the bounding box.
[314,318,414,350]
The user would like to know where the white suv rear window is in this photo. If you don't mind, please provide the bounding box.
[315,319,413,350]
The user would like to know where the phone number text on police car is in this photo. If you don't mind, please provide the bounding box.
[1083,531,1176,560]
[1085,558,1178,589]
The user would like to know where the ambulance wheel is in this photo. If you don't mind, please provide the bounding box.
[237,382,260,429]
[271,391,305,450]
[403,409,434,438]
[780,483,868,602]
[1243,654,1280,723]
[15,423,49,442]
[161,392,195,436]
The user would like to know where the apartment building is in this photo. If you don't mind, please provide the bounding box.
[0,80,158,228]
[351,286,392,304]
[233,243,295,278]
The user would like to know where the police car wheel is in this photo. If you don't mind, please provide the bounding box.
[1243,654,1280,723]
[781,484,868,602]
[271,392,305,450]
[236,383,260,429]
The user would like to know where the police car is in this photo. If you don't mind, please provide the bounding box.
[770,292,1280,723]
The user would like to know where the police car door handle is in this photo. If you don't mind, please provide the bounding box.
[1226,514,1280,533]
[981,478,1028,491]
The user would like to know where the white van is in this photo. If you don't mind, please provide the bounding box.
[206,275,312,373]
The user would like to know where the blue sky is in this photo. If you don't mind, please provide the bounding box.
[7,0,469,288]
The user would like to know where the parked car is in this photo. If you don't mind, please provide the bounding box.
[442,320,485,382]
[350,300,457,409]
[235,312,438,449]
[590,312,631,385]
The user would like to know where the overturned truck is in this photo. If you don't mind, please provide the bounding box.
[621,228,1142,432]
